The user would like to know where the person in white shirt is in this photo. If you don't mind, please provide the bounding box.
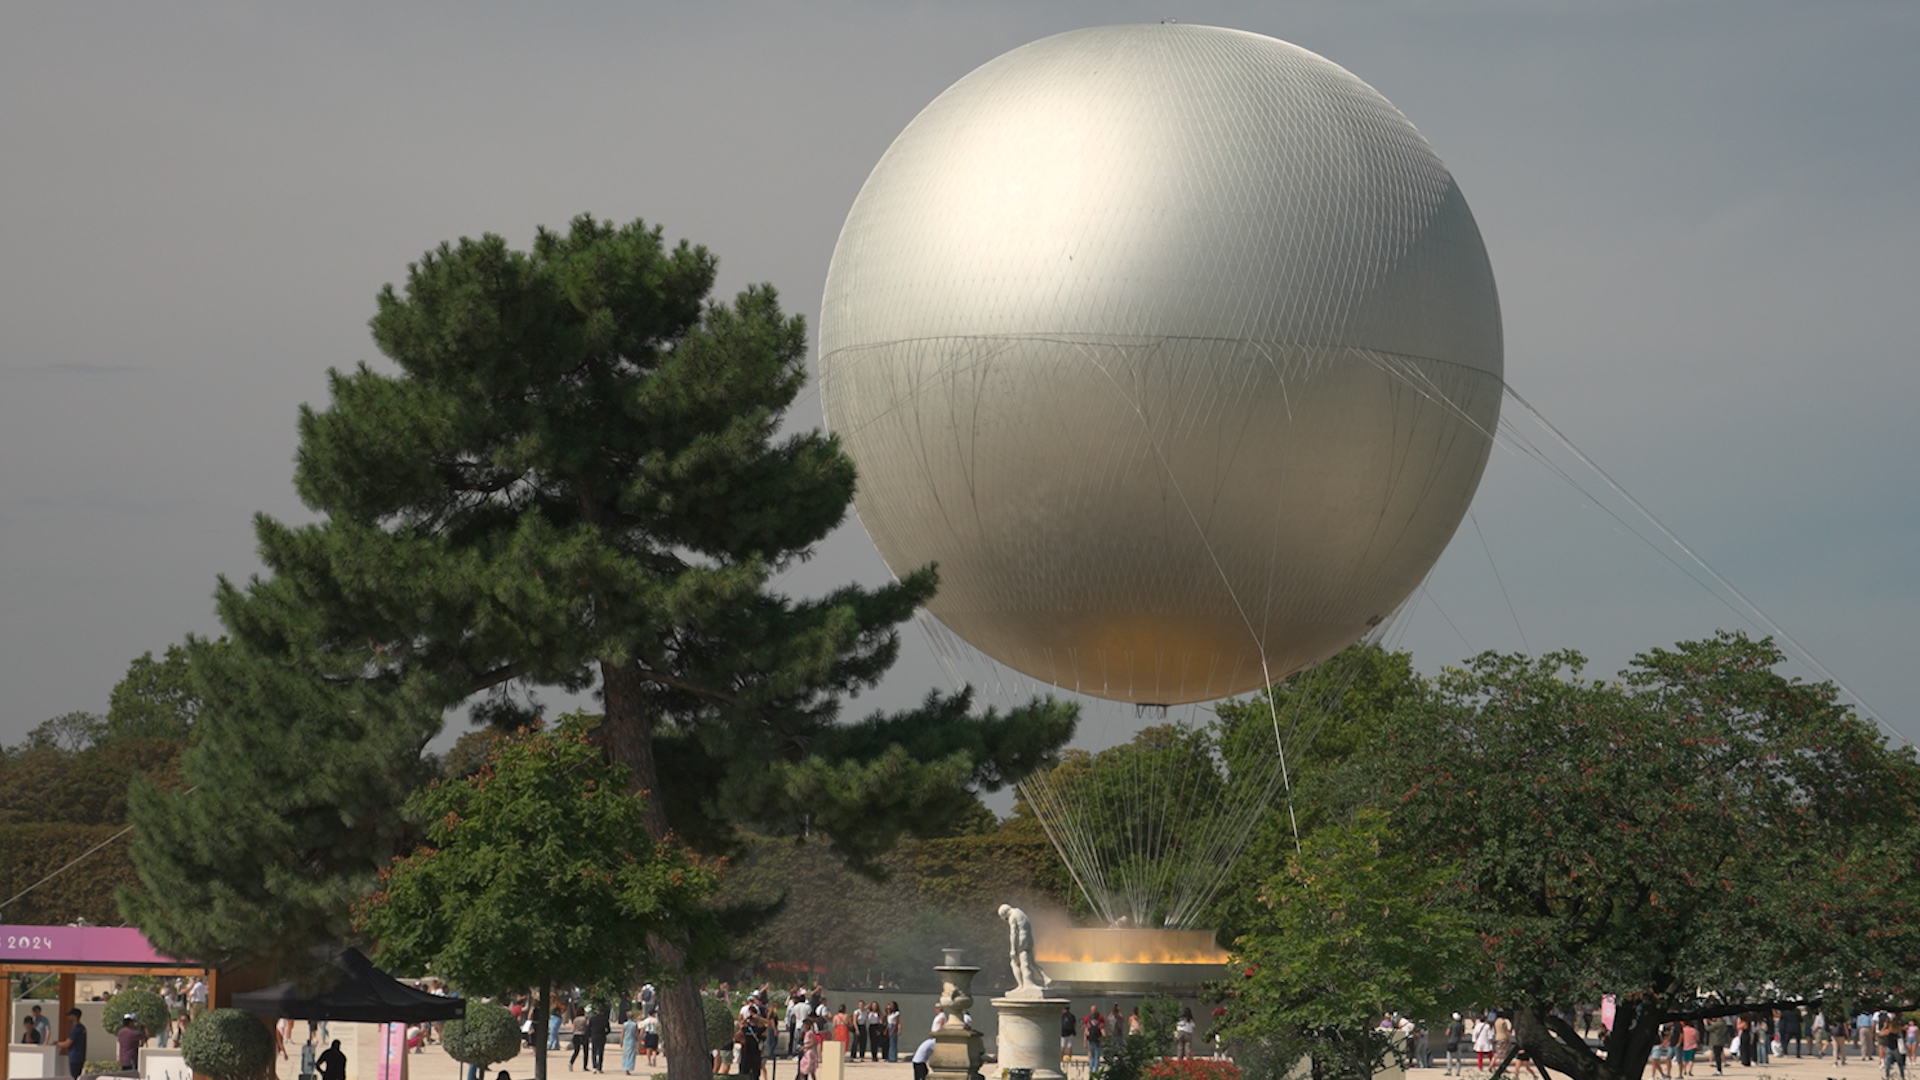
[911,1037,939,1080]
[786,1000,812,1058]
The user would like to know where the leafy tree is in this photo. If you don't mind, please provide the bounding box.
[356,724,716,1080]
[1374,632,1920,1080]
[26,711,105,754]
[1220,810,1479,1080]
[106,645,202,743]
[125,216,1075,1079]
[441,1001,524,1074]
[1208,643,1422,943]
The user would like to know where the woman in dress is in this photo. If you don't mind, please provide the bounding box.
[833,1006,850,1052]
[620,1013,638,1075]
[798,1033,820,1080]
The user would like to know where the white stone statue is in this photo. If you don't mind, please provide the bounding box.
[998,903,1052,998]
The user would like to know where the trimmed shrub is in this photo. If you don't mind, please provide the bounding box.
[443,1002,522,1069]
[181,1009,275,1080]
[107,988,171,1042]
[702,995,736,1055]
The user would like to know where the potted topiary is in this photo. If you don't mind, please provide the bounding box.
[442,1002,522,1080]
[181,1009,276,1080]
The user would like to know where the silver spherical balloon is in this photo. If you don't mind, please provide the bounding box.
[820,24,1502,704]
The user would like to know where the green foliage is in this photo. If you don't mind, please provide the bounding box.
[442,1002,523,1069]
[181,1009,276,1080]
[121,632,440,972]
[106,645,203,742]
[356,726,718,996]
[126,216,1075,992]
[1221,810,1478,1080]
[1095,1032,1160,1080]
[108,988,171,1040]
[0,824,138,924]
[26,711,106,754]
[1208,643,1422,942]
[702,994,737,1055]
[1373,632,1920,1080]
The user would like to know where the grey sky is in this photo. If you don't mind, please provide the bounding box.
[2,2,1915,754]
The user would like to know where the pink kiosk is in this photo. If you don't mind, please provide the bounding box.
[3,924,220,1080]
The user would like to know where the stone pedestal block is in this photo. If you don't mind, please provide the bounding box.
[992,997,1070,1080]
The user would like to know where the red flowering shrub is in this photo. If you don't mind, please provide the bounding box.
[1143,1058,1241,1080]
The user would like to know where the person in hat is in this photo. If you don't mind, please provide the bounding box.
[56,1008,87,1079]
[118,1013,149,1071]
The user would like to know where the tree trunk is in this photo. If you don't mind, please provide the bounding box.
[535,979,551,1080]
[602,660,708,1080]
[1515,1001,1657,1080]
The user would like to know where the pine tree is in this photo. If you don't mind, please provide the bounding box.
[125,216,1076,1079]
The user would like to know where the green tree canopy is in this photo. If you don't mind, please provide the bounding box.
[358,724,710,1080]
[125,216,1075,1080]
[1373,632,1920,1080]
[1221,809,1480,1080]
[105,645,202,743]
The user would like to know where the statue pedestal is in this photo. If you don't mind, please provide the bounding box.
[993,996,1071,1080]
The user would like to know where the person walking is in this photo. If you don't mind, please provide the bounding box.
[1061,1006,1078,1064]
[568,1008,590,1071]
[621,1012,638,1075]
[1708,1016,1732,1075]
[1472,1014,1495,1070]
[1084,1008,1106,1074]
[589,1007,611,1073]
[1493,1013,1514,1072]
[798,1034,821,1080]
[1650,1024,1673,1080]
[1445,1013,1466,1075]
[1680,1021,1700,1076]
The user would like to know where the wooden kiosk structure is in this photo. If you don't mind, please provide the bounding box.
[2,924,218,1080]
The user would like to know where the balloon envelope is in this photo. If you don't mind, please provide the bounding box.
[820,24,1502,703]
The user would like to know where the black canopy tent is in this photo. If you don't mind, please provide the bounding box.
[232,948,465,1023]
